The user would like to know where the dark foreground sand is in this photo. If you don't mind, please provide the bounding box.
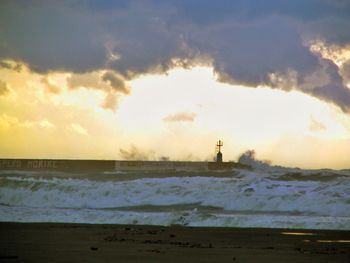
[0,223,349,262]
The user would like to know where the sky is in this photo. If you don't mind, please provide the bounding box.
[0,0,350,169]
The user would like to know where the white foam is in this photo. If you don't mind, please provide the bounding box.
[1,168,350,229]
[1,206,349,230]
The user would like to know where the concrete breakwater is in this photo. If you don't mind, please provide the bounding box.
[0,159,115,173]
[0,159,249,172]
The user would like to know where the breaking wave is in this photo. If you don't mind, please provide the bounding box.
[0,167,349,229]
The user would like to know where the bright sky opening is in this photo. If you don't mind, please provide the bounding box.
[1,1,350,169]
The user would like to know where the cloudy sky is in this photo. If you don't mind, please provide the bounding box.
[1,0,350,168]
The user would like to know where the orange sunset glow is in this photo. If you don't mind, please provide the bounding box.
[1,1,350,169]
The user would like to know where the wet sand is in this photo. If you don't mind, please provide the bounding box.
[0,222,349,262]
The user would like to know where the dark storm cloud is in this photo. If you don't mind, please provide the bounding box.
[310,60,350,111]
[0,80,10,96]
[189,16,319,86]
[1,0,350,111]
[170,0,350,24]
[0,1,108,73]
[0,61,22,72]
[101,72,130,94]
[100,71,130,110]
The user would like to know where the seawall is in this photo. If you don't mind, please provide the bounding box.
[0,159,250,172]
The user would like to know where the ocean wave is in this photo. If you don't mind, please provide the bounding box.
[1,168,349,218]
[1,205,349,230]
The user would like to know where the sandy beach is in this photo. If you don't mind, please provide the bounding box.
[0,222,349,262]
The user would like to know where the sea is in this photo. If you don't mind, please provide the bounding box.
[1,162,350,230]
